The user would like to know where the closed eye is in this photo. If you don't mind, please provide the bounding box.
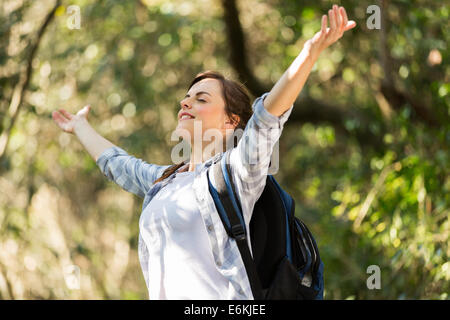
[197,99,206,102]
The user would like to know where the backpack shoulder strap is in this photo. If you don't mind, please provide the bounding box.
[207,150,264,299]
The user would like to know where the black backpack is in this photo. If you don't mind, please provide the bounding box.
[207,151,324,300]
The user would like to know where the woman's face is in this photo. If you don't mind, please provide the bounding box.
[175,78,236,146]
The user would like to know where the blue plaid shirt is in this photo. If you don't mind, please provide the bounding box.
[96,92,293,299]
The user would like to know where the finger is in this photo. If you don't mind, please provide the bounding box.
[52,110,68,124]
[78,104,91,116]
[328,9,336,32]
[340,7,349,29]
[59,109,74,120]
[333,5,342,33]
[321,14,328,35]
[344,20,357,31]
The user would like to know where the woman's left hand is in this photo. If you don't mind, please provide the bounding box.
[304,5,357,60]
[263,5,356,117]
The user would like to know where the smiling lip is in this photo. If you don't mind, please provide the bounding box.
[179,112,195,120]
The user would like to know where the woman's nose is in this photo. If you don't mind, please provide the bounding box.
[180,99,192,110]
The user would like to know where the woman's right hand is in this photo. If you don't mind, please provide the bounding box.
[52,105,91,134]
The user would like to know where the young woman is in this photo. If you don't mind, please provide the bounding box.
[52,5,355,299]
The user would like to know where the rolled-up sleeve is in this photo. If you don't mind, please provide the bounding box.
[228,92,293,223]
[96,146,170,198]
[230,92,293,176]
[251,92,293,129]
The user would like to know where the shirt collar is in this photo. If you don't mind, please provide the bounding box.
[177,152,224,174]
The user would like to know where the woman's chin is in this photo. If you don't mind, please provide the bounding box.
[174,125,193,141]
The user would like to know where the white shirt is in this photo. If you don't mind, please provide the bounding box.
[96,92,294,299]
[139,169,229,299]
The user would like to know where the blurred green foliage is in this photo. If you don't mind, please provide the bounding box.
[0,0,448,299]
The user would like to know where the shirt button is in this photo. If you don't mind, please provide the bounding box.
[238,288,245,295]
[207,224,213,232]
[215,260,222,267]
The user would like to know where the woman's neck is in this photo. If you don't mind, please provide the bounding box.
[187,140,224,172]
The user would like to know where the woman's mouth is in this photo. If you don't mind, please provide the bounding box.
[179,114,195,120]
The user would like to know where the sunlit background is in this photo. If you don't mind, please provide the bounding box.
[0,0,448,299]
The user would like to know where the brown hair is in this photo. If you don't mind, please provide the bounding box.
[153,70,253,184]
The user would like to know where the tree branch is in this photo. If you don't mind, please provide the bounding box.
[220,0,384,150]
[220,0,267,95]
[378,0,439,127]
[290,96,385,151]
[0,0,61,161]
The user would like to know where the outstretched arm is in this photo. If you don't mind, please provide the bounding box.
[52,105,116,162]
[52,105,170,198]
[264,5,356,117]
